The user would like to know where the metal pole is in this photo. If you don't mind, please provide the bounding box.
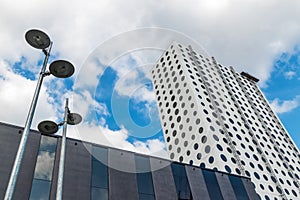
[56,98,69,200]
[4,42,53,200]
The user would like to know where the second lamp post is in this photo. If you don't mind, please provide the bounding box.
[38,98,82,200]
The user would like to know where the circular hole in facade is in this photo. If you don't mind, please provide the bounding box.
[208,156,214,164]
[197,153,202,160]
[194,143,199,150]
[213,134,219,141]
[184,141,188,147]
[221,154,227,162]
[201,142,209,153]
[199,127,204,134]
[172,130,177,137]
[225,165,231,173]
[217,144,223,151]
[200,163,206,168]
[179,156,183,162]
[181,132,186,138]
[254,172,260,180]
[175,138,179,145]
[170,153,174,159]
[201,136,207,143]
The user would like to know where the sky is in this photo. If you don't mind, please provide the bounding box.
[0,0,300,158]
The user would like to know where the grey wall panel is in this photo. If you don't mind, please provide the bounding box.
[241,178,261,200]
[0,124,40,200]
[150,158,177,200]
[14,131,40,200]
[108,148,139,200]
[0,125,22,199]
[215,172,237,200]
[60,140,92,200]
[185,166,210,200]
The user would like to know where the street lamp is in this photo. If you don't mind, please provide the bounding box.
[38,98,82,200]
[5,29,75,200]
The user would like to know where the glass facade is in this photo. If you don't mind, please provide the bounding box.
[171,163,192,200]
[91,146,108,200]
[29,135,57,200]
[202,169,224,200]
[229,175,250,200]
[135,155,155,200]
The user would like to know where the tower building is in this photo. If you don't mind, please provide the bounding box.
[151,42,300,199]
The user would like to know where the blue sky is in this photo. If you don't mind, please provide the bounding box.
[262,45,300,147]
[0,0,300,156]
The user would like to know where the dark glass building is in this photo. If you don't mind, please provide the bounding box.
[0,122,259,200]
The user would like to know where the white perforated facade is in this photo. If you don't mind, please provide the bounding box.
[151,42,300,199]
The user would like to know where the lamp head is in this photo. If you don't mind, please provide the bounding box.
[49,60,75,78]
[38,120,58,134]
[25,29,50,49]
[67,113,82,125]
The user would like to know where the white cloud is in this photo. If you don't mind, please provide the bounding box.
[0,59,58,128]
[67,121,168,159]
[270,96,300,114]
[69,90,109,120]
[1,0,300,154]
[133,139,168,158]
[284,71,296,80]
[0,0,300,84]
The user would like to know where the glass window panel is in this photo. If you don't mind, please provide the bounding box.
[33,151,55,180]
[91,187,108,200]
[139,193,155,200]
[39,135,57,153]
[29,179,51,200]
[229,176,249,200]
[137,173,154,195]
[135,155,151,172]
[171,163,192,200]
[92,146,108,161]
[135,155,154,196]
[202,170,224,200]
[92,160,108,188]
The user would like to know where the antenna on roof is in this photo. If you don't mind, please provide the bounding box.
[240,71,259,83]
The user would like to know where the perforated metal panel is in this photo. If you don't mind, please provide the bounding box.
[151,42,300,199]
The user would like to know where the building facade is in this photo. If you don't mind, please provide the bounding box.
[151,42,300,199]
[0,122,258,200]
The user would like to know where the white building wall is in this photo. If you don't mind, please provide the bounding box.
[152,42,300,199]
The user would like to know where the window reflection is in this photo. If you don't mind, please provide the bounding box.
[91,146,108,200]
[34,151,55,180]
[39,136,57,152]
[135,155,155,200]
[171,163,192,200]
[29,135,57,200]
[29,179,51,200]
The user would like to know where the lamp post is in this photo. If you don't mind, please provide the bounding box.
[38,98,82,200]
[5,29,75,200]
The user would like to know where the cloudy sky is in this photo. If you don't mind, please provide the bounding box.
[0,0,300,158]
